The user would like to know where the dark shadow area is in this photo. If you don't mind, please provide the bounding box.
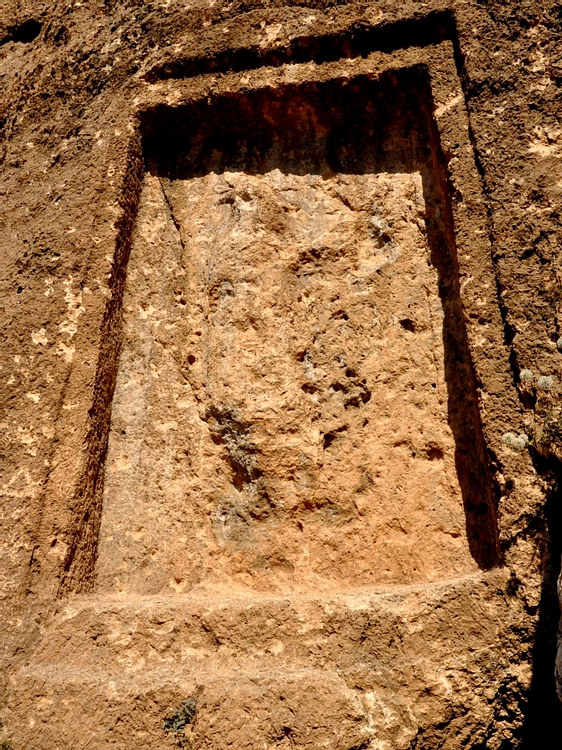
[58,138,145,596]
[1,19,42,46]
[520,451,562,748]
[143,9,454,83]
[139,65,499,569]
[447,14,562,737]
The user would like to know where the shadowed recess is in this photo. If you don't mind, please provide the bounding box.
[62,64,500,598]
[1,19,42,45]
[136,66,498,572]
[143,9,454,83]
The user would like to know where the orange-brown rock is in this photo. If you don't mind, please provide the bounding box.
[1,2,562,748]
[98,169,479,596]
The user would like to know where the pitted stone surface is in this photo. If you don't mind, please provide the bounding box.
[3,4,558,744]
[96,171,478,596]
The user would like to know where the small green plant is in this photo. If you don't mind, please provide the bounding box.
[0,717,12,750]
[502,432,529,450]
[517,369,562,457]
[537,375,554,390]
[163,697,197,748]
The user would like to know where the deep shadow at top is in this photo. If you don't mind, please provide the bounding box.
[141,66,499,569]
[142,8,454,83]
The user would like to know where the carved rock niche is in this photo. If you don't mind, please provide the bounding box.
[96,67,497,596]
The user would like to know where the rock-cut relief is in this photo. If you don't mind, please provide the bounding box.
[95,167,481,595]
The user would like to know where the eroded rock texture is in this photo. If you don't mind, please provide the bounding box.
[2,153,518,748]
[2,1,562,748]
[7,143,516,748]
[97,170,477,596]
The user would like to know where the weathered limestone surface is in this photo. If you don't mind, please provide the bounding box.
[5,573,515,750]
[2,1,562,748]
[97,171,477,596]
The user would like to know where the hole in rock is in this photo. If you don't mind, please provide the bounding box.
[78,66,498,596]
[399,318,417,333]
[1,19,42,45]
[426,445,444,461]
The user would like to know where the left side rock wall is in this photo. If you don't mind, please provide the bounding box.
[0,0,143,691]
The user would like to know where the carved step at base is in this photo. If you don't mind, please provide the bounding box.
[6,571,510,750]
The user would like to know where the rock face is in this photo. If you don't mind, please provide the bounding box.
[2,1,562,748]
[98,170,478,596]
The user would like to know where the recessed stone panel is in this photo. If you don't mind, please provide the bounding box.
[94,68,499,596]
[6,22,527,749]
[96,167,480,593]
